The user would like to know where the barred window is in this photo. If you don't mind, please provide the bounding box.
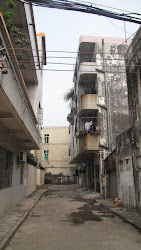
[0,147,13,190]
[44,150,49,161]
[44,134,49,144]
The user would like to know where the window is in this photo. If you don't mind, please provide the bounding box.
[119,160,124,171]
[44,134,49,144]
[0,146,13,190]
[125,158,131,170]
[20,165,24,184]
[44,150,49,161]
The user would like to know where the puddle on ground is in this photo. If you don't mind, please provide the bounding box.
[66,201,102,224]
[67,198,115,224]
[67,210,102,224]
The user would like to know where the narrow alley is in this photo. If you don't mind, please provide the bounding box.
[5,185,141,250]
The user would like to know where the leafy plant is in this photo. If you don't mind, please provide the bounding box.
[0,0,15,32]
[64,88,74,102]
[0,0,30,68]
[27,153,38,167]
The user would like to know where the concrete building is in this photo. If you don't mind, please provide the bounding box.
[41,127,76,184]
[116,26,141,212]
[0,1,46,217]
[68,36,130,195]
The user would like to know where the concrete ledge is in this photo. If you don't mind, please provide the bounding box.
[96,199,141,233]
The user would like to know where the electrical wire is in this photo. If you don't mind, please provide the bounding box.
[6,47,139,55]
[90,1,134,36]
[3,65,140,74]
[19,0,141,24]
[118,31,137,47]
[45,149,69,161]
[106,18,132,35]
[46,143,69,154]
[7,61,141,67]
[3,54,139,61]
[71,0,141,15]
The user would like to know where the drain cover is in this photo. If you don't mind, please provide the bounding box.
[30,211,43,217]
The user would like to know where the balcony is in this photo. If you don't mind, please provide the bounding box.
[79,94,98,116]
[0,14,40,150]
[69,133,100,164]
[80,133,100,151]
[78,63,98,84]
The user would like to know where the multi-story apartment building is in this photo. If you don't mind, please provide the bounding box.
[0,1,46,217]
[68,36,130,195]
[40,127,76,183]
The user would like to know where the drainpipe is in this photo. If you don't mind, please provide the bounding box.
[99,150,103,195]
[102,38,110,147]
[87,160,89,189]
[100,39,110,196]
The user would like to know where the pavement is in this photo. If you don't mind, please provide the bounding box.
[0,189,45,250]
[0,185,141,249]
[77,187,141,233]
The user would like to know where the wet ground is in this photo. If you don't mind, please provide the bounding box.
[6,185,141,250]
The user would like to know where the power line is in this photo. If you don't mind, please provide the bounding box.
[118,31,137,47]
[46,142,69,154]
[3,65,141,74]
[6,61,141,67]
[73,0,141,15]
[6,47,139,55]
[20,0,141,24]
[46,149,69,161]
[106,18,132,35]
[3,53,139,61]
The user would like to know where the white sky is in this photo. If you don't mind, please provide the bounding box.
[33,0,140,126]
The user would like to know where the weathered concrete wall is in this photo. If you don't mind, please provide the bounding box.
[104,150,117,199]
[116,129,136,209]
[132,124,141,211]
[26,164,37,197]
[121,26,141,212]
[125,26,141,129]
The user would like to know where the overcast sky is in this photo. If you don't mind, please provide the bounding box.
[33,0,140,127]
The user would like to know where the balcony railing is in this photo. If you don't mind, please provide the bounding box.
[80,94,98,114]
[79,133,100,152]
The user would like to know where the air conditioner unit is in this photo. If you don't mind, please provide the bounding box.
[19,152,26,162]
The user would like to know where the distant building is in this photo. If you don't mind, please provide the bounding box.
[41,127,76,184]
[0,1,46,217]
[68,36,130,195]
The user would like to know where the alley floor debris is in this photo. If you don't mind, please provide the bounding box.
[1,184,141,250]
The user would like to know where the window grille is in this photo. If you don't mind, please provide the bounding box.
[0,147,13,190]
[44,134,49,144]
[44,150,49,161]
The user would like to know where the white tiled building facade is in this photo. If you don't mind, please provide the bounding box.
[0,1,46,217]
